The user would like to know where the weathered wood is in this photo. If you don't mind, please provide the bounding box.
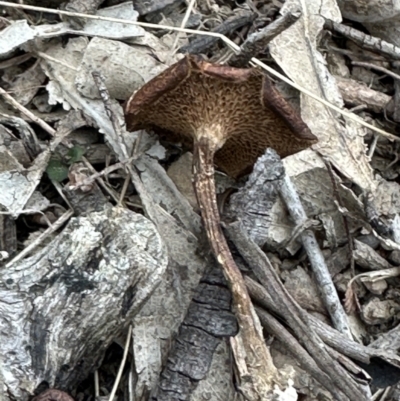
[0,198,167,400]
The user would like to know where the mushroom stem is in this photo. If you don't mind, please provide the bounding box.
[193,136,277,394]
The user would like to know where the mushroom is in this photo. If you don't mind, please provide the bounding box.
[124,55,317,395]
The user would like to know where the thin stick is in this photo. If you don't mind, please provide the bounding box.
[279,174,352,338]
[0,86,56,135]
[325,19,400,61]
[0,1,398,141]
[229,10,301,67]
[5,209,74,267]
[226,222,367,401]
[118,173,131,207]
[352,61,400,81]
[37,51,79,71]
[128,345,134,401]
[68,158,134,190]
[0,52,32,69]
[169,0,196,59]
[255,306,333,387]
[108,325,133,401]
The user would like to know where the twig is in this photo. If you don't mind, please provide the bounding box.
[335,76,392,115]
[226,222,367,401]
[92,71,136,207]
[0,1,239,43]
[372,389,385,401]
[0,1,398,141]
[92,72,130,160]
[178,9,255,54]
[377,387,391,401]
[68,159,134,190]
[108,325,132,401]
[368,133,379,158]
[229,10,301,67]
[279,173,352,339]
[128,346,134,401]
[393,68,400,122]
[118,173,131,207]
[115,131,142,206]
[91,72,154,219]
[352,61,400,81]
[169,0,196,59]
[246,276,379,364]
[0,86,56,135]
[255,306,336,386]
[324,19,400,61]
[37,51,79,71]
[0,52,32,69]
[5,209,74,267]
[52,179,73,211]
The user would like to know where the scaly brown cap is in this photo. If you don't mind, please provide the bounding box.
[124,55,317,178]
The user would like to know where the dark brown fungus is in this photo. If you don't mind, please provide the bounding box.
[124,55,317,397]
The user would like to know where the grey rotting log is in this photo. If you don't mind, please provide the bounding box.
[0,199,168,400]
[152,266,237,401]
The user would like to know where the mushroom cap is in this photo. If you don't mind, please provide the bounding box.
[124,55,317,178]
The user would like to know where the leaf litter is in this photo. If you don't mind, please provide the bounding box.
[2,0,400,400]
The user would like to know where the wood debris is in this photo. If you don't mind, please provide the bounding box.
[1,0,400,400]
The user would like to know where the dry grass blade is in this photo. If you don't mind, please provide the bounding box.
[108,325,132,401]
